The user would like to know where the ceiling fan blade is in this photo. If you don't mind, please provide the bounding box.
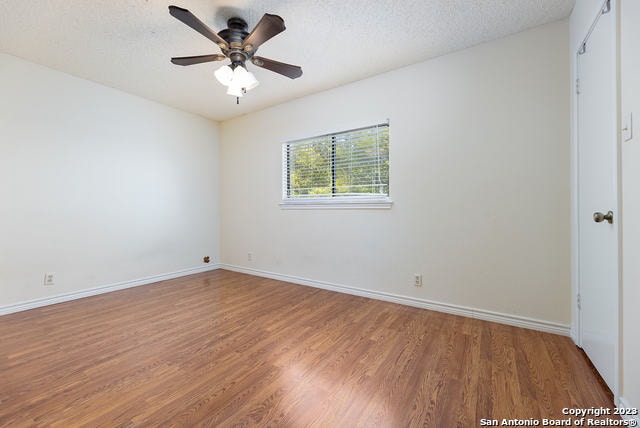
[171,54,227,66]
[242,14,285,52]
[252,56,302,79]
[169,5,229,50]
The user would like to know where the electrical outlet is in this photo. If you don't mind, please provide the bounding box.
[44,272,56,286]
[414,274,423,287]
[248,252,253,262]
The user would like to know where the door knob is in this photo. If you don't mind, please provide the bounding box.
[593,211,614,224]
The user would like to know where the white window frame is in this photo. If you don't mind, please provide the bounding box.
[280,123,392,210]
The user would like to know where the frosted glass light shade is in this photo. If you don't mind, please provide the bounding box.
[214,65,234,86]
[243,71,259,91]
[233,66,259,91]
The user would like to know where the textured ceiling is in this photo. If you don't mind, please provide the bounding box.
[0,0,575,122]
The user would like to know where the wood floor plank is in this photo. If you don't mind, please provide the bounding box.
[0,270,616,427]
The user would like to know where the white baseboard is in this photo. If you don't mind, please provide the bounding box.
[220,264,571,336]
[0,264,220,316]
[618,397,640,425]
[2,263,571,337]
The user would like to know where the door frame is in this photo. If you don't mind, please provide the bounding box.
[571,0,620,402]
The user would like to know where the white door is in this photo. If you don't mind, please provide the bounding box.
[577,1,618,395]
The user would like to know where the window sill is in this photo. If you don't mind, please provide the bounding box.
[280,197,393,210]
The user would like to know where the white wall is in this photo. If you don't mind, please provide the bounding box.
[220,20,570,327]
[0,53,220,310]
[620,0,640,416]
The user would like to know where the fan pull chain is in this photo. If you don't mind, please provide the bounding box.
[236,88,246,104]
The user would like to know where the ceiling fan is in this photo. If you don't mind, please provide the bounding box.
[168,5,303,102]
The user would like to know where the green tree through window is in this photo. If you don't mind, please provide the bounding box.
[283,124,389,199]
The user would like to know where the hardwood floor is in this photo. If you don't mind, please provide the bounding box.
[0,270,615,427]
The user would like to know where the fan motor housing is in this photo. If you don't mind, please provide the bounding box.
[218,18,249,45]
[218,17,251,64]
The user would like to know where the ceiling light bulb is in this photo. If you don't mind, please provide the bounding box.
[214,65,234,86]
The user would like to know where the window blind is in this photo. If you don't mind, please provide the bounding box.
[282,123,389,199]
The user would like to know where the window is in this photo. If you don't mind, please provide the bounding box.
[281,123,391,209]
